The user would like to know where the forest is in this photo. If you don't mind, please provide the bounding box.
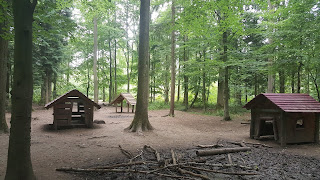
[1,0,320,117]
[1,0,320,179]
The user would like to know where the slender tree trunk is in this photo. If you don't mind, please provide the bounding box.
[291,71,295,93]
[165,56,169,103]
[297,62,302,93]
[108,38,113,103]
[114,39,117,96]
[127,0,153,132]
[183,35,188,110]
[222,31,230,121]
[52,73,57,99]
[0,0,9,133]
[190,78,200,108]
[87,60,90,97]
[279,70,285,93]
[267,0,274,93]
[202,49,206,111]
[93,17,98,103]
[169,0,176,117]
[5,0,37,178]
[177,63,180,102]
[217,68,224,108]
[126,1,130,93]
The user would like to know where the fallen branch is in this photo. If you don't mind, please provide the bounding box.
[92,161,147,169]
[243,142,272,148]
[144,145,161,162]
[178,167,211,180]
[56,167,192,179]
[196,147,251,156]
[181,165,258,176]
[197,144,224,148]
[171,149,177,165]
[119,145,133,159]
[187,162,255,170]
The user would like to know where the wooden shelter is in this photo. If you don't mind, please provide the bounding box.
[45,89,101,130]
[110,93,136,113]
[244,93,320,146]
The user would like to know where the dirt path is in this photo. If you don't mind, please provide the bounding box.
[1,106,320,179]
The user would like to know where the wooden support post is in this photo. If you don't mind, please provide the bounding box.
[280,111,287,147]
[132,105,134,113]
[250,109,256,139]
[127,103,129,112]
[116,104,118,113]
[315,113,319,144]
[121,101,123,112]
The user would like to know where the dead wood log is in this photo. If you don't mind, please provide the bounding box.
[181,165,258,176]
[178,167,211,180]
[197,144,224,148]
[144,145,161,162]
[92,161,147,169]
[196,147,251,156]
[243,142,272,148]
[186,162,254,170]
[171,149,177,165]
[119,145,133,159]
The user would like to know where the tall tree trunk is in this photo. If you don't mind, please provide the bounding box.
[93,17,98,103]
[183,35,188,110]
[297,62,302,93]
[279,70,285,93]
[291,71,295,93]
[5,0,37,179]
[127,0,153,132]
[217,68,224,108]
[87,60,90,97]
[108,38,113,103]
[177,63,180,102]
[114,39,117,97]
[169,0,176,117]
[0,0,9,133]
[190,78,200,108]
[267,0,274,93]
[222,31,231,121]
[202,49,207,111]
[164,56,169,103]
[126,0,130,93]
[45,70,52,104]
[52,73,57,99]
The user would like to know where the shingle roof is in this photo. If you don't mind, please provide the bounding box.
[110,93,136,106]
[244,93,320,113]
[44,89,101,109]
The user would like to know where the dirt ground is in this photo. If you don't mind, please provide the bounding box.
[1,106,320,180]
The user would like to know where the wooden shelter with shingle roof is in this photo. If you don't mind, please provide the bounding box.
[244,93,320,146]
[45,89,101,130]
[110,93,136,113]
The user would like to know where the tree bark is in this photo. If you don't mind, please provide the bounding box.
[5,0,37,179]
[108,37,113,103]
[0,0,9,133]
[127,0,153,132]
[279,70,285,93]
[169,0,176,117]
[222,31,231,121]
[183,35,188,110]
[217,68,224,108]
[93,17,98,103]
[202,49,207,111]
[164,55,169,104]
[267,0,274,93]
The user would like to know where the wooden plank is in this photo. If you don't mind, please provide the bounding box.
[280,111,287,147]
[315,113,319,144]
[250,109,256,139]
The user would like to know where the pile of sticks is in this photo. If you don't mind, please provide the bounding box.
[56,141,268,179]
